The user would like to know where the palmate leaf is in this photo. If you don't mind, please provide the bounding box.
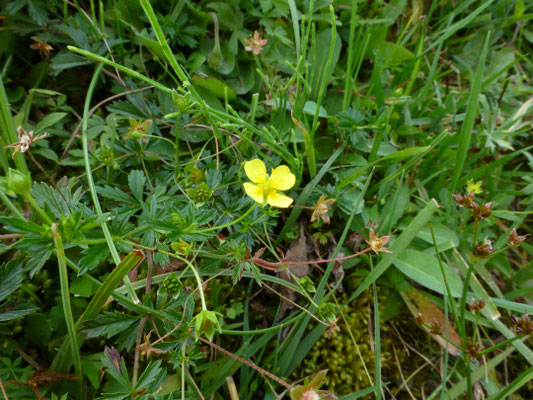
[83,311,139,339]
[135,360,166,392]
[79,244,109,275]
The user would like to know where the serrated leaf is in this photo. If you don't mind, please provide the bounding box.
[128,170,145,200]
[0,217,47,234]
[83,312,139,339]
[0,262,23,302]
[0,301,38,322]
[97,186,137,205]
[79,244,109,275]
[136,360,164,391]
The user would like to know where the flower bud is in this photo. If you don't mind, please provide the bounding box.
[466,342,482,359]
[467,299,485,313]
[7,168,31,196]
[511,314,533,335]
[429,319,442,335]
[478,202,493,220]
[473,239,495,258]
[193,309,222,341]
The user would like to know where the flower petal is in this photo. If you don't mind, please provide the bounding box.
[269,165,295,191]
[244,159,267,184]
[267,191,293,208]
[243,183,264,204]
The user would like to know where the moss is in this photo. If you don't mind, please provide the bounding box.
[293,288,408,396]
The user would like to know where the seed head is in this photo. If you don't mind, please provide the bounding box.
[508,229,528,247]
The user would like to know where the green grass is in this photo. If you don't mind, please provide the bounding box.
[0,1,532,399]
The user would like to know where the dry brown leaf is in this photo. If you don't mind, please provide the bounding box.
[400,287,462,357]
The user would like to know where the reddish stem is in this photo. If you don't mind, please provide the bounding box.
[249,246,373,270]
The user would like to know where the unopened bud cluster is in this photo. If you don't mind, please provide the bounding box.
[473,239,495,258]
[467,299,485,313]
[511,314,533,335]
[453,192,493,221]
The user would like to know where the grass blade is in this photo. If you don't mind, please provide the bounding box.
[52,250,144,371]
[348,199,440,302]
[448,32,490,207]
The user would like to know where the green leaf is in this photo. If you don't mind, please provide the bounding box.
[83,312,139,339]
[35,112,67,133]
[32,148,58,162]
[128,170,146,200]
[393,249,463,297]
[303,101,329,118]
[0,262,23,302]
[97,186,137,205]
[310,28,342,100]
[337,146,429,190]
[71,275,98,297]
[52,250,144,371]
[379,146,429,163]
[348,199,440,302]
[135,361,165,391]
[0,217,46,234]
[79,244,109,275]
[416,222,459,253]
[375,41,414,64]
[192,75,237,100]
[0,301,38,322]
[448,32,490,207]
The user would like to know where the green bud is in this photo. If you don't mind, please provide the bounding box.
[208,46,223,71]
[188,182,212,203]
[193,309,222,341]
[188,168,205,184]
[175,92,194,112]
[170,212,185,226]
[7,168,31,196]
[171,239,193,256]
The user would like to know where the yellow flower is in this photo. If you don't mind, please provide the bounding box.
[243,159,295,208]
[466,180,482,194]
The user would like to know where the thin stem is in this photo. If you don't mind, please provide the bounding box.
[81,64,139,304]
[0,190,25,219]
[198,337,293,390]
[370,255,382,400]
[429,223,461,334]
[193,203,256,233]
[24,194,53,225]
[52,224,83,391]
[479,336,524,356]
[173,254,207,310]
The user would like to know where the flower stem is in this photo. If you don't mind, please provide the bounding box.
[173,253,207,310]
[193,203,256,233]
